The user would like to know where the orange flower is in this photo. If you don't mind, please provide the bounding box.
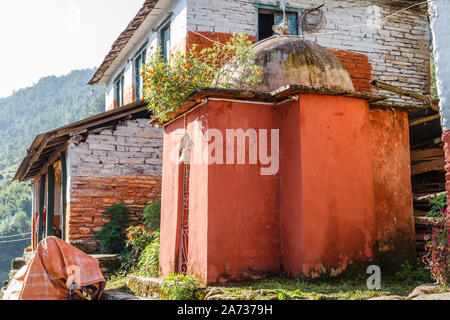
[173,76,179,80]
[257,71,262,76]
[185,50,189,55]
[152,74,156,78]
[185,63,191,69]
[161,66,165,70]
[173,94,177,98]
[181,75,186,80]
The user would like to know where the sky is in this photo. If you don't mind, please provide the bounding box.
[0,0,145,98]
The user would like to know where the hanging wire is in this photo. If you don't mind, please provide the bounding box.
[0,238,30,245]
[0,232,31,240]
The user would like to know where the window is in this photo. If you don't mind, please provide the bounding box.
[134,46,147,101]
[258,9,299,41]
[160,23,171,62]
[114,72,124,108]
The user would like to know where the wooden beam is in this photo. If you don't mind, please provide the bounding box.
[61,151,67,241]
[372,80,439,112]
[46,165,55,237]
[411,158,446,176]
[409,114,441,127]
[411,148,444,162]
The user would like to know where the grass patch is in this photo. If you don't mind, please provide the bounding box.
[105,271,129,291]
[212,276,421,300]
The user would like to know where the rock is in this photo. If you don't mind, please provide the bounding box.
[71,240,98,254]
[204,288,224,299]
[11,257,26,270]
[247,289,279,300]
[101,289,144,300]
[206,294,240,300]
[368,295,404,300]
[406,283,441,300]
[412,293,450,300]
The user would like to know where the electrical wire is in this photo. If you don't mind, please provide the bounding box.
[0,238,30,245]
[0,232,31,239]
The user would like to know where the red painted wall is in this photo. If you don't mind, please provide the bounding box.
[160,93,414,284]
[369,109,415,269]
[279,95,377,277]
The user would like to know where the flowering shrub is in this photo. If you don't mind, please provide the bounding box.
[423,194,449,285]
[125,224,153,252]
[142,33,262,122]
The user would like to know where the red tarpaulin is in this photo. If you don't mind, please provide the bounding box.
[3,236,105,300]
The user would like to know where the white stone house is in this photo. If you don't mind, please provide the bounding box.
[88,0,430,109]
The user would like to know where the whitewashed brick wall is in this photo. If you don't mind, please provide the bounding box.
[68,118,163,179]
[187,0,430,105]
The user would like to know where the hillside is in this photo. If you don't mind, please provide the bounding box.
[0,69,105,283]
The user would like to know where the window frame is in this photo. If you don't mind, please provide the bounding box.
[255,4,303,41]
[133,43,148,101]
[160,22,171,62]
[114,70,125,108]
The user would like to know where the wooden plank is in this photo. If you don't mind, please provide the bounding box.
[371,80,439,111]
[61,151,67,241]
[38,175,46,243]
[46,165,55,237]
[411,148,444,162]
[410,114,441,127]
[411,158,446,176]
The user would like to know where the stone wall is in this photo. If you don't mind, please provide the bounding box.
[187,0,430,105]
[66,118,163,252]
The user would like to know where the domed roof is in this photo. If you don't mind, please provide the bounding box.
[253,36,355,92]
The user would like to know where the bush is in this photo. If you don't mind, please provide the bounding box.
[394,261,430,284]
[143,33,262,122]
[137,231,160,277]
[126,224,153,252]
[161,273,200,300]
[94,204,129,254]
[143,199,161,231]
[422,194,449,285]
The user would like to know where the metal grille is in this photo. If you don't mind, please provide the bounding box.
[178,164,190,274]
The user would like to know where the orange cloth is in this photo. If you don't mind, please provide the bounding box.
[4,236,105,300]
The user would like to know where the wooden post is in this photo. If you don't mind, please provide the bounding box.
[38,174,45,243]
[61,151,67,241]
[46,164,55,237]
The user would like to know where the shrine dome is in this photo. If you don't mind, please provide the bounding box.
[252,36,355,92]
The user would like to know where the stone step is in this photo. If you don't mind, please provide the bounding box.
[102,289,146,300]
[126,275,163,299]
[90,254,121,276]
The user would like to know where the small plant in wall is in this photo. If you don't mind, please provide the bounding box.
[142,33,262,122]
[422,193,449,285]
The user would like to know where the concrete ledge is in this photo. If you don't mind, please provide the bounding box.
[126,275,163,299]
